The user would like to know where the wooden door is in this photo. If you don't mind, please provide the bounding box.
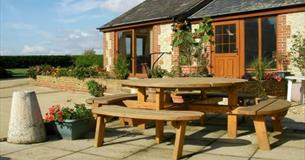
[212,21,241,78]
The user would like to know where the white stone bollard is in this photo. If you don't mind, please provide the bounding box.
[7,91,46,144]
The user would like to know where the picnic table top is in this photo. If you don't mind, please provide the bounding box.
[122,77,246,89]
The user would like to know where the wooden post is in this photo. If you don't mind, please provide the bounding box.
[137,87,147,129]
[173,121,186,160]
[94,115,105,147]
[227,87,238,138]
[253,116,270,150]
[271,115,283,132]
[155,120,164,144]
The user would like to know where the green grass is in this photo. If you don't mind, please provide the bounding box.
[7,68,28,77]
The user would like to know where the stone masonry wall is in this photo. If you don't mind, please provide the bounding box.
[157,23,174,71]
[31,76,127,93]
[103,32,115,71]
[285,11,305,76]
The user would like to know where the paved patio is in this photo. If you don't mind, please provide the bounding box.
[0,78,305,160]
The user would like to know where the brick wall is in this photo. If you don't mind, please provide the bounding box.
[31,76,128,93]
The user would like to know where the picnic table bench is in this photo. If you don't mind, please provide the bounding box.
[86,94,137,108]
[232,99,291,150]
[92,105,203,160]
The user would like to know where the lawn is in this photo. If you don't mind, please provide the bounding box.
[7,68,28,77]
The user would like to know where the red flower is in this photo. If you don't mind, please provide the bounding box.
[57,111,64,116]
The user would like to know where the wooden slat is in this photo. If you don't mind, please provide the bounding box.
[257,99,290,115]
[92,105,203,121]
[188,104,231,113]
[91,94,137,105]
[233,99,278,115]
[122,77,246,89]
[123,100,178,110]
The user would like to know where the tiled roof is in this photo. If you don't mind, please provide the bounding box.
[190,0,305,19]
[98,0,210,30]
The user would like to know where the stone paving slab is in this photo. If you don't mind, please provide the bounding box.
[2,146,72,160]
[253,146,305,160]
[188,153,249,160]
[0,142,41,155]
[124,147,190,160]
[56,152,114,160]
[81,143,145,159]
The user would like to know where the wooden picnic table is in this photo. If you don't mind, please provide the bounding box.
[122,77,247,140]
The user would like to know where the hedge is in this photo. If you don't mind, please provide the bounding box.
[0,55,102,68]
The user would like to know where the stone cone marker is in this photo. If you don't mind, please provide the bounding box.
[7,91,46,144]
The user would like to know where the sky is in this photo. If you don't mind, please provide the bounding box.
[0,0,144,55]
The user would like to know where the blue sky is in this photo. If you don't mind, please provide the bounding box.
[0,0,144,55]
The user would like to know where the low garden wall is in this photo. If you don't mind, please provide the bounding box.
[31,76,128,93]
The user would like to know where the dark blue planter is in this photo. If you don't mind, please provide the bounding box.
[55,119,90,140]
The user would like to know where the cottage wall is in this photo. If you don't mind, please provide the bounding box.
[285,11,305,76]
[103,31,115,71]
[157,24,174,71]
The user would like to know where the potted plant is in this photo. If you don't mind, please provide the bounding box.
[44,104,92,140]
[172,17,213,75]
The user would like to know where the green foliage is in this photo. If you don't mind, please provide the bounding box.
[27,67,38,79]
[114,55,129,79]
[165,66,182,77]
[86,80,104,97]
[75,49,102,67]
[7,68,28,77]
[0,67,12,78]
[172,17,213,67]
[0,55,75,68]
[251,59,273,80]
[62,104,92,120]
[149,66,168,78]
[290,32,305,75]
[72,66,98,80]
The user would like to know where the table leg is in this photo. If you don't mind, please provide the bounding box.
[94,115,105,147]
[228,87,238,138]
[301,80,305,104]
[287,80,293,102]
[155,120,164,144]
[172,121,186,160]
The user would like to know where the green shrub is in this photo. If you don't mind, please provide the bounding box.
[27,66,38,79]
[150,66,168,78]
[290,33,305,75]
[86,80,104,97]
[113,55,129,79]
[0,67,12,78]
[75,49,102,67]
[72,66,98,80]
[0,55,75,68]
[62,104,92,120]
[251,59,273,80]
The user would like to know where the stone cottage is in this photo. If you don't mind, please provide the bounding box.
[98,0,305,78]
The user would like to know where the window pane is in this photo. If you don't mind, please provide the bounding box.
[244,18,259,68]
[262,17,276,68]
[229,44,236,53]
[118,31,132,72]
[216,44,222,53]
[215,26,222,34]
[223,35,229,43]
[223,44,229,53]
[216,35,222,43]
[135,28,151,73]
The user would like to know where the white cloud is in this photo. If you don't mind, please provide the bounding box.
[58,14,102,24]
[100,0,144,12]
[57,0,144,15]
[5,22,36,30]
[21,45,47,54]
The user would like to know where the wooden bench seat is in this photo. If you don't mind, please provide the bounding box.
[86,94,137,108]
[232,99,291,150]
[92,105,203,160]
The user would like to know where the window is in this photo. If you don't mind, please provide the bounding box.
[244,16,277,69]
[215,24,237,53]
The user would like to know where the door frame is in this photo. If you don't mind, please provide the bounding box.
[211,20,244,78]
[115,28,152,78]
